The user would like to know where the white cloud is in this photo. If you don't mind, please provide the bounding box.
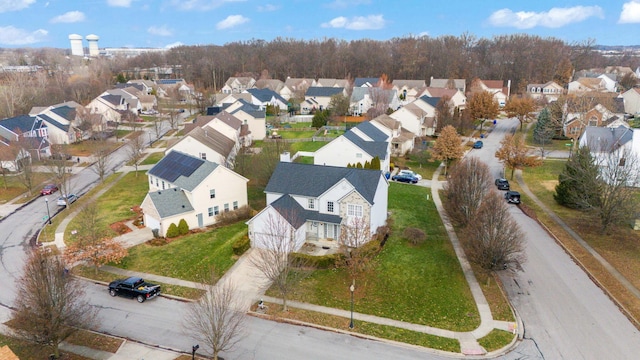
[50,11,86,24]
[148,25,173,36]
[0,0,35,13]
[488,6,604,29]
[257,4,278,12]
[171,0,246,11]
[107,0,133,7]
[0,26,47,45]
[216,15,249,29]
[165,41,184,49]
[321,14,386,30]
[619,1,640,23]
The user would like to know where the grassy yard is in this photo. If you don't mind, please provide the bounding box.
[289,141,327,153]
[116,221,247,281]
[64,171,149,240]
[0,333,91,360]
[0,172,52,203]
[141,151,164,165]
[392,156,442,180]
[278,130,317,139]
[272,183,480,332]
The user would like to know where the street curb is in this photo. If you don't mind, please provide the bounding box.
[73,275,196,303]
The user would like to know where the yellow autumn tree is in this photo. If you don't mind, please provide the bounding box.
[431,125,464,175]
[495,133,543,179]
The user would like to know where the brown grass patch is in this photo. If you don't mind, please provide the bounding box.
[540,180,558,191]
[65,330,124,353]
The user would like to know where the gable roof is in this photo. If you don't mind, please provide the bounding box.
[213,111,242,130]
[353,121,388,142]
[254,79,285,92]
[266,162,382,204]
[580,125,634,152]
[423,87,458,99]
[148,188,194,218]
[429,78,465,90]
[102,94,123,106]
[284,78,314,89]
[271,194,342,228]
[481,80,504,90]
[315,78,349,87]
[183,126,235,158]
[0,115,37,134]
[246,88,287,104]
[50,105,76,121]
[148,150,219,191]
[224,77,254,87]
[306,87,344,97]
[38,114,69,132]
[354,77,380,87]
[418,95,441,108]
[392,79,426,89]
[228,99,266,118]
[372,114,401,130]
[343,131,388,160]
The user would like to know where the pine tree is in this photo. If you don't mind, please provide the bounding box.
[371,156,381,170]
[554,146,601,209]
[364,160,371,169]
[533,108,555,145]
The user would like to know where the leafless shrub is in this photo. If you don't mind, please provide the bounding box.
[443,157,492,227]
[403,227,426,246]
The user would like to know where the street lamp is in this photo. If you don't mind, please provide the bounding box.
[191,344,199,360]
[349,281,355,329]
[148,131,152,146]
[45,197,51,225]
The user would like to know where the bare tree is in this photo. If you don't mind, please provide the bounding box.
[63,203,128,272]
[90,140,112,183]
[443,157,492,227]
[11,250,97,359]
[183,271,246,360]
[126,133,146,176]
[47,147,73,199]
[249,210,309,311]
[338,216,375,282]
[464,191,526,275]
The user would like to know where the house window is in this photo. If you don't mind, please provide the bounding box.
[161,181,165,190]
[356,153,362,158]
[155,178,158,186]
[224,203,229,212]
[210,189,216,199]
[208,207,214,217]
[150,177,153,185]
[308,198,315,209]
[214,206,219,215]
[347,204,363,218]
[327,201,334,213]
[200,152,206,160]
[233,201,238,210]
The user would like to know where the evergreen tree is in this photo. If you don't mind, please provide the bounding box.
[371,156,381,170]
[364,160,371,169]
[533,108,555,145]
[312,109,329,129]
[554,146,601,209]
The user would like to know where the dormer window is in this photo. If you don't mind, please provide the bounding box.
[308,198,315,210]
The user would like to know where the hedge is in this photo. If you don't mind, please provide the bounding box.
[232,235,250,256]
[290,252,343,269]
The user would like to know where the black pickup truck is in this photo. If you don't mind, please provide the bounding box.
[108,276,161,303]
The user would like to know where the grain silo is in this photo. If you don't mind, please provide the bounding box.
[68,34,83,56]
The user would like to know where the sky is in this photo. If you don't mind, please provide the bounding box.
[0,0,639,49]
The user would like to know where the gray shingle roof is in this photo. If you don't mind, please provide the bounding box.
[148,188,194,218]
[102,94,122,106]
[246,88,287,104]
[354,121,388,142]
[50,106,76,121]
[418,95,441,108]
[581,126,633,151]
[271,194,342,228]
[354,77,380,87]
[214,111,242,130]
[38,114,69,132]
[343,131,388,160]
[265,162,382,204]
[229,99,266,119]
[183,126,235,158]
[149,151,218,191]
[0,115,37,134]
[306,87,344,97]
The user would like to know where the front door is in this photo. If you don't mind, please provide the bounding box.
[197,213,203,227]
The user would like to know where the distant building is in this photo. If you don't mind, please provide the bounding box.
[86,34,99,57]
[69,34,83,56]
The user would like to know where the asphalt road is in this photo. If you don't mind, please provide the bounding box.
[468,118,640,359]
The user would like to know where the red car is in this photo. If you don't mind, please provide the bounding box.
[40,184,59,196]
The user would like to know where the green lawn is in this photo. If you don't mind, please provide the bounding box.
[141,151,164,165]
[0,172,52,203]
[279,130,317,139]
[289,141,327,152]
[116,222,246,281]
[275,183,479,331]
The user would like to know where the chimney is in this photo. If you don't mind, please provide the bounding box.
[280,151,291,162]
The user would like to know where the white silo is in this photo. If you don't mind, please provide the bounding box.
[86,34,99,57]
[68,34,83,56]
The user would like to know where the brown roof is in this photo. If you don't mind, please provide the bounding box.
[0,345,19,360]
[184,126,235,158]
[481,80,504,90]
[372,114,401,130]
[424,87,457,98]
[214,111,242,130]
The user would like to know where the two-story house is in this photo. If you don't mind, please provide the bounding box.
[141,151,249,237]
[526,81,564,102]
[225,99,266,141]
[370,114,415,156]
[165,126,237,169]
[247,160,388,251]
[244,88,288,110]
[305,87,346,111]
[221,77,256,94]
[392,79,426,103]
[349,87,400,116]
[282,78,315,100]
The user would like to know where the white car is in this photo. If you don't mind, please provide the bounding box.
[57,194,78,206]
[398,169,422,181]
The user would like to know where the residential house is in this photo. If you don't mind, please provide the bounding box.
[254,79,285,93]
[225,99,266,141]
[141,151,249,237]
[419,87,467,110]
[29,102,85,144]
[305,87,346,111]
[578,125,640,186]
[526,81,564,102]
[622,88,640,115]
[392,79,426,103]
[390,95,439,136]
[105,88,142,114]
[567,77,608,94]
[86,93,128,124]
[564,103,625,140]
[138,94,158,111]
[353,77,381,87]
[216,92,253,105]
[165,126,237,169]
[221,77,256,94]
[300,98,319,115]
[471,79,510,107]
[244,88,288,110]
[185,111,246,149]
[429,77,466,93]
[282,77,315,100]
[598,74,618,92]
[155,78,188,98]
[315,78,350,88]
[0,115,50,159]
[370,114,415,156]
[0,140,31,172]
[350,87,400,116]
[246,160,388,251]
[314,121,390,172]
[127,79,155,94]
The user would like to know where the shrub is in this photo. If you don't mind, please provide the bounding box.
[177,219,189,235]
[166,223,180,238]
[232,235,250,256]
[289,252,343,269]
[403,227,426,246]
[215,206,251,226]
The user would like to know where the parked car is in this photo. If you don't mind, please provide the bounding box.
[391,173,419,184]
[57,194,78,206]
[398,169,423,180]
[505,191,521,204]
[108,276,161,303]
[473,140,483,149]
[40,184,59,196]
[495,178,510,190]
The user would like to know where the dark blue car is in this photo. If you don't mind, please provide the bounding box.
[473,140,483,149]
[391,173,419,184]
